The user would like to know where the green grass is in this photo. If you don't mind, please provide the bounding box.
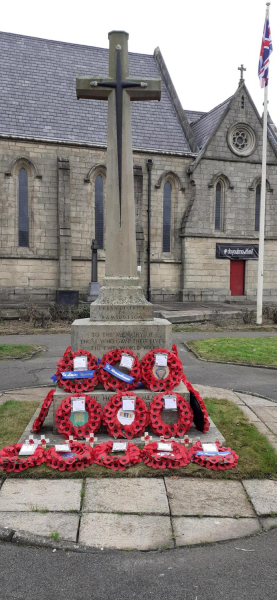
[0,344,42,359]
[0,400,40,449]
[1,398,277,480]
[187,337,277,366]
[50,532,59,540]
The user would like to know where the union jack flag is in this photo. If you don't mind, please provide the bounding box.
[258,14,273,88]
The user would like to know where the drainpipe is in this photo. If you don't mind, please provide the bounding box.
[146,159,153,302]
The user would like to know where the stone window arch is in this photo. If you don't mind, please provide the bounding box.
[163,181,172,252]
[18,168,29,247]
[215,179,224,231]
[255,183,261,232]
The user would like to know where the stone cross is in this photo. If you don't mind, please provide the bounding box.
[76,31,161,319]
[238,64,246,84]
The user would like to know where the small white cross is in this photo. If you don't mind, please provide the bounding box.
[180,436,192,447]
[85,433,98,447]
[141,432,153,445]
[68,435,75,443]
[40,435,50,447]
[25,435,40,445]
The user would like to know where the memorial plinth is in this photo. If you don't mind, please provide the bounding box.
[72,30,171,356]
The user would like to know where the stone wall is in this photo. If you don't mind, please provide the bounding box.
[0,138,190,303]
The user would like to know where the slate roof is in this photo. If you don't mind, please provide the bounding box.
[192,97,233,150]
[0,31,192,154]
[184,109,206,124]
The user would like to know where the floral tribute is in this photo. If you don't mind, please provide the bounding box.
[94,441,142,471]
[102,391,148,439]
[189,440,239,471]
[45,440,94,472]
[98,348,141,392]
[149,393,193,439]
[182,375,210,433]
[140,346,183,392]
[141,440,190,469]
[32,389,55,433]
[55,394,102,439]
[55,346,98,393]
[0,444,45,473]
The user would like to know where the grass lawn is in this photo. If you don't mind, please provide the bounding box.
[1,398,277,480]
[186,337,277,366]
[0,344,42,359]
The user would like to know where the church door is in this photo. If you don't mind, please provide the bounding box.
[230,261,245,296]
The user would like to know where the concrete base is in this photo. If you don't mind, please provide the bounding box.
[71,317,172,359]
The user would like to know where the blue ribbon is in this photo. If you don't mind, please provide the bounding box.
[51,374,57,382]
[103,363,134,383]
[61,370,95,379]
[196,451,231,457]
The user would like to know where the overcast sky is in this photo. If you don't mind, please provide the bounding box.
[2,0,276,124]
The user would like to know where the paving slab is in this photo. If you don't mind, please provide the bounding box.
[83,479,169,515]
[239,406,260,422]
[0,512,79,542]
[251,407,277,421]
[172,517,261,546]
[194,385,244,405]
[236,393,276,407]
[254,421,272,435]
[260,516,277,531]
[165,478,255,517]
[243,480,277,516]
[0,479,82,512]
[79,513,174,550]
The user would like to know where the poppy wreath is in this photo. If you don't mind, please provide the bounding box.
[98,348,141,392]
[0,444,45,473]
[182,375,210,433]
[102,391,148,439]
[55,393,102,439]
[140,347,183,392]
[189,440,239,471]
[142,440,190,470]
[94,441,142,471]
[149,393,193,439]
[45,440,94,472]
[55,347,98,393]
[32,389,55,433]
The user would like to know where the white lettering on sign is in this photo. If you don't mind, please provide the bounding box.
[155,353,168,366]
[112,442,127,452]
[157,442,172,452]
[55,444,71,452]
[72,397,86,412]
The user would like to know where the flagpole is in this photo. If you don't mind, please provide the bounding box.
[256,2,270,325]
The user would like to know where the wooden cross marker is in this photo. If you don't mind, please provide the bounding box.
[141,432,153,445]
[40,435,50,447]
[25,435,39,445]
[85,433,98,447]
[67,435,76,443]
[180,436,192,447]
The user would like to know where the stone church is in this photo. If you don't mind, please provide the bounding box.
[0,31,277,305]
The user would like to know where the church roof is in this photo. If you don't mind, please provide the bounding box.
[191,97,233,150]
[183,109,206,124]
[0,31,193,155]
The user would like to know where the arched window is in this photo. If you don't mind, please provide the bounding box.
[95,175,104,249]
[163,182,171,252]
[255,184,261,232]
[215,181,223,231]
[18,168,29,247]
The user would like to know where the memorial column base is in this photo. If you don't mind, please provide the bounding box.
[71,317,172,359]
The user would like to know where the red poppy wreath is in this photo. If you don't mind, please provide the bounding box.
[102,391,148,439]
[142,440,190,470]
[55,393,102,439]
[55,347,98,393]
[0,444,45,473]
[32,389,55,433]
[189,440,239,471]
[98,348,141,392]
[141,347,183,392]
[45,440,94,472]
[149,393,193,439]
[182,375,210,433]
[94,441,142,471]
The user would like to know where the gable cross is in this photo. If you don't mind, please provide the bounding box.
[238,64,246,84]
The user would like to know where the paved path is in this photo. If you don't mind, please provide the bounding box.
[1,331,277,399]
